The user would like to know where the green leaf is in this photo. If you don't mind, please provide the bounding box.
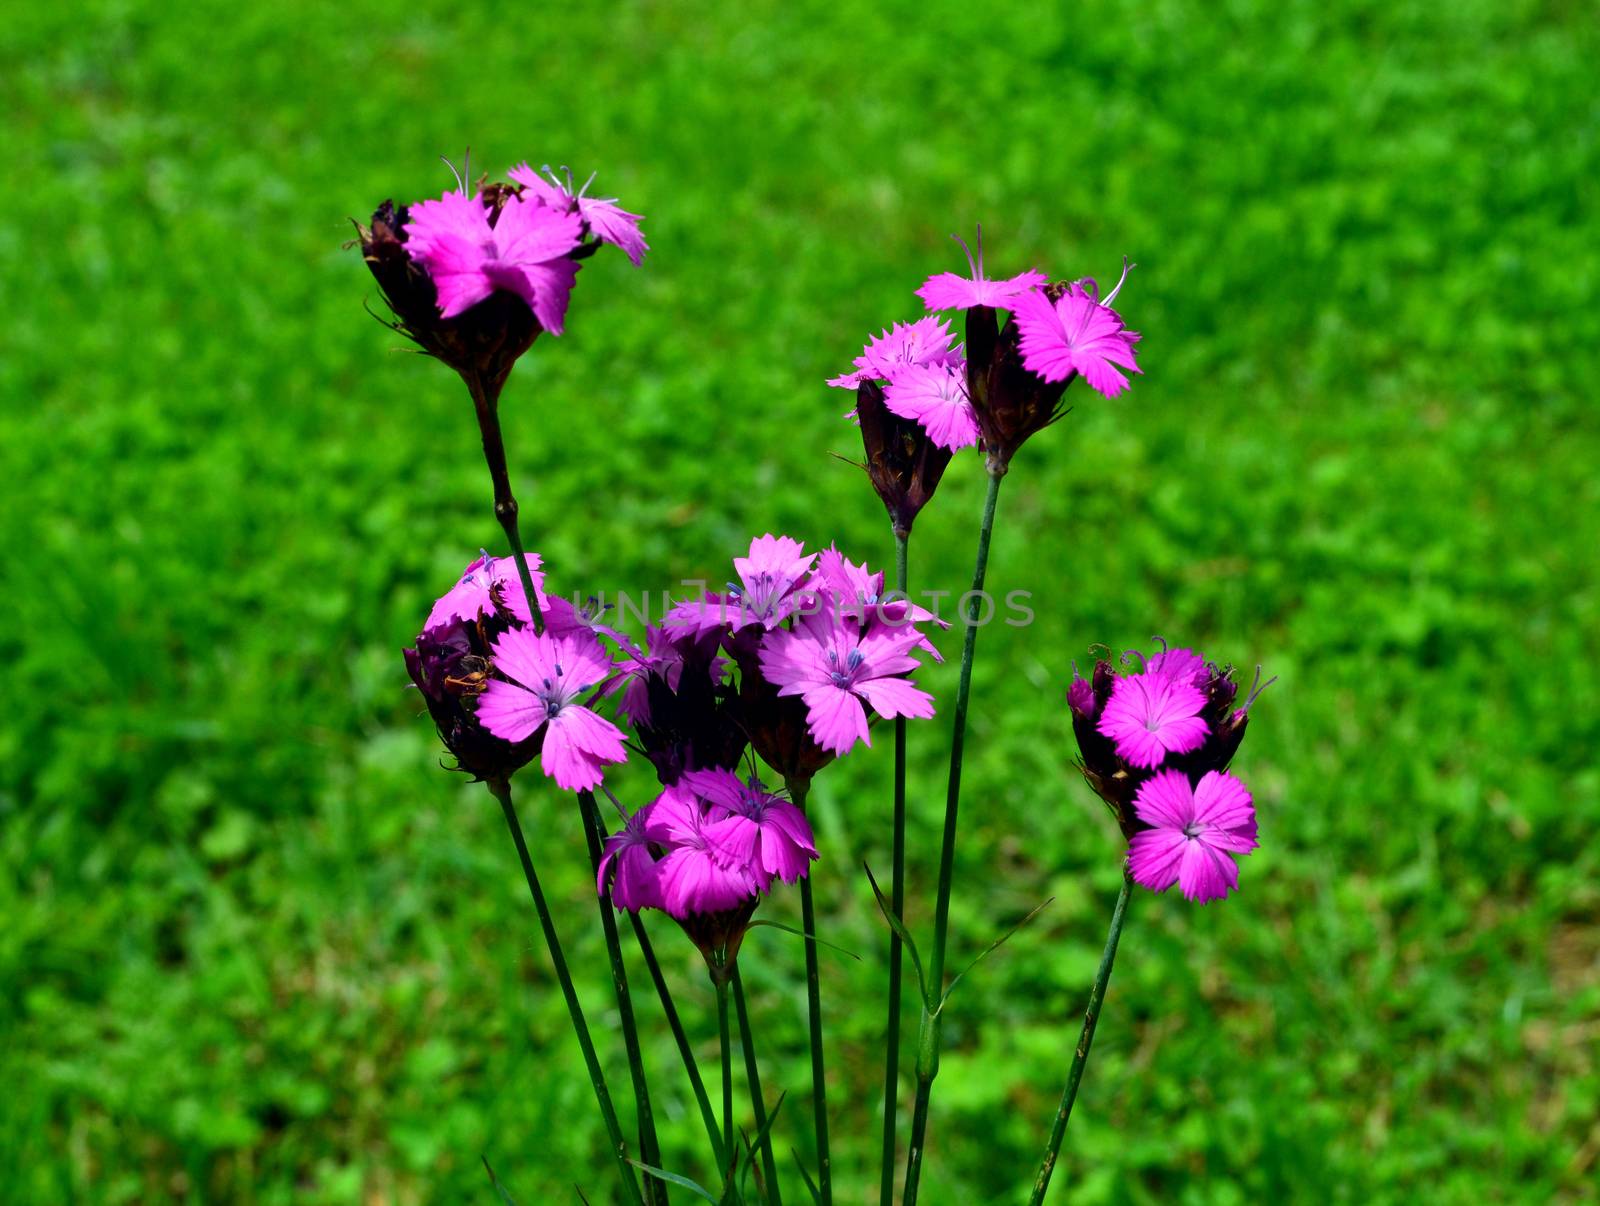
[746,919,860,962]
[938,896,1054,1013]
[862,861,932,1009]
[628,1160,721,1204]
[791,1150,822,1206]
[735,1092,788,1202]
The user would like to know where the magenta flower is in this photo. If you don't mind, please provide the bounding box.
[425,552,546,630]
[917,229,1046,312]
[827,317,964,390]
[811,546,945,660]
[666,533,819,635]
[1126,769,1258,903]
[404,188,584,330]
[508,163,649,266]
[1011,270,1142,399]
[883,362,980,452]
[682,769,818,886]
[596,801,671,911]
[652,783,763,917]
[1096,667,1210,769]
[476,627,627,791]
[758,607,936,757]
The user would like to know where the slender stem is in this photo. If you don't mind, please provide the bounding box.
[631,911,728,1169]
[732,967,782,1204]
[1028,870,1134,1205]
[577,791,664,1205]
[902,470,1004,1206]
[717,974,734,1177]
[789,778,832,1205]
[878,529,911,1206]
[466,370,544,634]
[486,779,642,1206]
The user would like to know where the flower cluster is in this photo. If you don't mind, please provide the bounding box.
[405,552,630,791]
[831,230,1142,482]
[357,157,645,389]
[1068,641,1271,903]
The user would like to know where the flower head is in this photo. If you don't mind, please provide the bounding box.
[917,228,1046,312]
[596,801,671,911]
[1011,267,1142,399]
[681,768,818,885]
[666,533,819,636]
[1096,666,1211,770]
[883,362,980,452]
[404,617,541,783]
[508,163,649,266]
[758,604,936,757]
[1127,770,1258,903]
[827,317,963,391]
[425,552,546,630]
[476,627,628,791]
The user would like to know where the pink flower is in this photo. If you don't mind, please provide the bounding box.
[404,188,584,330]
[827,317,964,390]
[1146,644,1208,687]
[809,546,945,661]
[476,627,627,791]
[508,163,649,266]
[652,783,763,917]
[666,533,819,635]
[1096,668,1210,769]
[1127,770,1258,903]
[1011,265,1142,398]
[883,362,980,451]
[424,553,546,629]
[681,769,817,886]
[758,607,936,757]
[917,229,1046,312]
[597,801,671,911]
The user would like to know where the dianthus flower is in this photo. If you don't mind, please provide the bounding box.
[665,533,819,636]
[826,316,964,391]
[1012,267,1142,399]
[916,229,1046,312]
[508,163,650,266]
[883,362,979,452]
[1126,770,1258,903]
[476,626,628,792]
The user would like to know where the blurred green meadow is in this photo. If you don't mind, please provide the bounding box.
[3,0,1598,1201]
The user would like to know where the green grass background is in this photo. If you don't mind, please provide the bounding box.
[3,0,1597,1201]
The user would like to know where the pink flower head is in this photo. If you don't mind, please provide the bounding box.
[404,188,584,330]
[616,624,727,727]
[1146,644,1209,688]
[883,362,980,452]
[758,605,936,757]
[917,227,1046,312]
[1127,769,1258,903]
[1096,666,1210,770]
[827,317,964,390]
[666,534,818,636]
[810,546,945,661]
[425,552,546,630]
[597,801,671,911]
[681,768,818,886]
[476,627,627,791]
[652,783,763,918]
[1012,261,1142,398]
[508,163,649,266]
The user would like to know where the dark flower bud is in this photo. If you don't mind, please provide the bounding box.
[628,633,750,786]
[854,379,954,538]
[966,294,1072,477]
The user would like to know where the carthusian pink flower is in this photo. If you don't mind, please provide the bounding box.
[404,188,584,330]
[1126,769,1258,902]
[883,362,980,452]
[508,163,649,266]
[827,317,964,391]
[681,768,818,886]
[758,606,936,757]
[1011,265,1142,399]
[1096,663,1211,770]
[666,533,819,635]
[425,552,546,629]
[916,228,1046,312]
[476,627,627,791]
[651,783,764,917]
[596,801,670,912]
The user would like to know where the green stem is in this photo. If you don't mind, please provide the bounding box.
[902,470,1004,1206]
[631,911,728,1169]
[732,967,782,1204]
[717,973,734,1179]
[789,779,831,1205]
[578,791,665,1205]
[878,529,910,1206]
[466,370,544,635]
[1028,870,1134,1205]
[487,779,642,1206]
